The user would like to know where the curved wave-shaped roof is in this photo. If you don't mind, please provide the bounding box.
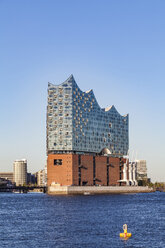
[48,75,128,118]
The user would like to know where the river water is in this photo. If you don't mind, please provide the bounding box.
[0,192,165,248]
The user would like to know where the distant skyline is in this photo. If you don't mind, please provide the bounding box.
[0,0,165,182]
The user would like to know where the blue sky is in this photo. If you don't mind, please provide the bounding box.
[0,0,165,182]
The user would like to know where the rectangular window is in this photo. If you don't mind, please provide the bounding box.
[54,159,62,166]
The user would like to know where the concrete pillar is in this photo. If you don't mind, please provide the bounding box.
[123,163,129,186]
[132,162,138,186]
[128,163,133,186]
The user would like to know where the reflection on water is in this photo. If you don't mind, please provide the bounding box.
[0,192,165,248]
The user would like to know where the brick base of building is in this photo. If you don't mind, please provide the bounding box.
[47,153,126,187]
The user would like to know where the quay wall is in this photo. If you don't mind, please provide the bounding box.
[48,186,155,195]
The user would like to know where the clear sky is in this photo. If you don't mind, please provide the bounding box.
[0,0,165,182]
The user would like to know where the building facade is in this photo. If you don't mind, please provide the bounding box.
[0,172,13,183]
[36,166,47,186]
[13,159,27,186]
[47,75,129,187]
[27,173,37,185]
[47,75,128,155]
[135,160,147,180]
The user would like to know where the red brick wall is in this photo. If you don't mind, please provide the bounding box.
[95,156,107,186]
[47,153,123,187]
[81,155,93,186]
[109,157,120,186]
[72,154,79,186]
[47,154,73,186]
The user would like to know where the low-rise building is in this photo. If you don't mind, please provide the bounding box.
[135,160,147,180]
[0,172,13,182]
[36,166,47,186]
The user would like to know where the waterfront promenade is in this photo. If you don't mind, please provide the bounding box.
[48,185,154,195]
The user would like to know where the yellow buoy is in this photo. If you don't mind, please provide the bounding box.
[119,224,132,239]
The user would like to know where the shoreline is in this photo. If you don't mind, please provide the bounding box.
[48,185,155,195]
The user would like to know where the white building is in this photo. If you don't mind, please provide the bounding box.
[36,165,47,186]
[13,159,27,186]
[135,160,147,180]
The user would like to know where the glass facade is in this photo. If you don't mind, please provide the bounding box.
[47,75,129,156]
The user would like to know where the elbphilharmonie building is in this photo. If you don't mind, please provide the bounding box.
[47,75,129,188]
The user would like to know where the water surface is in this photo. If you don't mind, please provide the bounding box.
[0,192,165,247]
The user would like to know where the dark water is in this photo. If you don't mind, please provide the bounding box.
[0,192,165,248]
